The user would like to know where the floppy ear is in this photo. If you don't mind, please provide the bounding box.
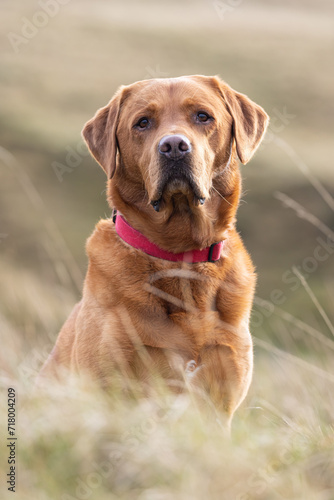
[215,78,269,164]
[81,88,123,178]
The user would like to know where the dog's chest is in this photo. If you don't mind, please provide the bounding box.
[150,273,218,313]
[148,273,225,347]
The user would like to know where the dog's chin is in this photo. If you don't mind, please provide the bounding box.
[151,177,206,213]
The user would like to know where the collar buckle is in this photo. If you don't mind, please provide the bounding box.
[112,209,117,224]
[208,242,220,263]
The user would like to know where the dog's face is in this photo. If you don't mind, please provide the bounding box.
[115,76,235,211]
[82,75,268,249]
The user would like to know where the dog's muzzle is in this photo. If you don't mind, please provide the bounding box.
[151,134,205,212]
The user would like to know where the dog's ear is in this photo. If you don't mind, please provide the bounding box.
[82,88,124,179]
[214,77,269,164]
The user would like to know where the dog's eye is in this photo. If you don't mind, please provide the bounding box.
[197,111,210,122]
[136,117,150,129]
[197,112,212,123]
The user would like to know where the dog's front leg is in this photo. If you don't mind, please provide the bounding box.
[185,341,253,428]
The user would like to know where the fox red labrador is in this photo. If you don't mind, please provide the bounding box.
[40,75,269,426]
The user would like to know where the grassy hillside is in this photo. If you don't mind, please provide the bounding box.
[0,0,333,498]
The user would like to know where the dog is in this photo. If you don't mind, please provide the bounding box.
[40,75,269,426]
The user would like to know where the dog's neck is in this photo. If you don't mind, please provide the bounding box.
[112,211,223,263]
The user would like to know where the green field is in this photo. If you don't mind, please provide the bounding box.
[0,0,334,498]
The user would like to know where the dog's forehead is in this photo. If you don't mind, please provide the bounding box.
[123,75,220,108]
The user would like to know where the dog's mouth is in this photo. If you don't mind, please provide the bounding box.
[151,176,206,212]
[150,163,206,213]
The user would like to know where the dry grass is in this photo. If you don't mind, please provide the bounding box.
[1,0,334,498]
[1,288,334,499]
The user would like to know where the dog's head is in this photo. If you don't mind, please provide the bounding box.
[82,75,268,251]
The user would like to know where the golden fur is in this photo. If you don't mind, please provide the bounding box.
[40,75,269,426]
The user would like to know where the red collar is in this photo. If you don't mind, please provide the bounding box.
[113,211,223,263]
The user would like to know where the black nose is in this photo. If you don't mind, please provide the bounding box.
[158,134,192,160]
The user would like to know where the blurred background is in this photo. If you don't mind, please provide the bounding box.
[1,0,333,365]
[1,1,334,498]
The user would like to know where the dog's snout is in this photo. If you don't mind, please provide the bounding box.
[158,134,192,160]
